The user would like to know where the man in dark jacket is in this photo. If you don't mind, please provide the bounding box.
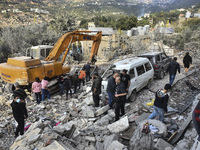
[106,73,119,107]
[64,76,72,100]
[115,77,127,121]
[148,84,171,122]
[71,71,79,94]
[166,57,180,85]
[92,73,102,107]
[11,82,28,137]
[120,69,131,92]
[183,52,192,73]
[57,75,64,96]
[83,62,91,82]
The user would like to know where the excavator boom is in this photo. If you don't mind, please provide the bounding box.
[45,30,102,63]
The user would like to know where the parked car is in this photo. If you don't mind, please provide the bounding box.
[139,52,172,79]
[101,57,154,101]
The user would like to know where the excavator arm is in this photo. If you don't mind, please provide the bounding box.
[45,30,102,64]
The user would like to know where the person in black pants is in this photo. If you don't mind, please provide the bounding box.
[120,69,130,92]
[83,62,91,82]
[57,75,64,96]
[92,73,102,107]
[11,82,28,137]
[114,77,127,121]
[71,71,79,94]
[64,76,72,100]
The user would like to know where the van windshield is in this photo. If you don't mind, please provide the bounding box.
[103,68,121,79]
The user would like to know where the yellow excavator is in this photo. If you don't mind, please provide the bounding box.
[0,30,102,90]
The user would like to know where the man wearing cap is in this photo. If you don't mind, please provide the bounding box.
[71,71,79,94]
[120,69,131,92]
[92,73,102,107]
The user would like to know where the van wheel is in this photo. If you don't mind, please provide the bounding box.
[129,90,137,102]
[146,80,151,89]
[159,70,164,79]
[5,83,15,93]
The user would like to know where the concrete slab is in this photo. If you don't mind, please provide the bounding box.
[107,140,124,150]
[135,113,151,125]
[154,138,174,150]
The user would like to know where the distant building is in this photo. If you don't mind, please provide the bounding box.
[144,13,150,18]
[88,27,114,36]
[157,27,175,34]
[30,8,49,14]
[177,8,185,11]
[13,9,22,13]
[1,10,7,13]
[185,11,191,18]
[88,22,95,28]
[194,13,200,18]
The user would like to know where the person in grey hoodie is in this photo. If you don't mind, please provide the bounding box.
[148,84,171,122]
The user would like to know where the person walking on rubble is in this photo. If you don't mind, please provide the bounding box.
[120,69,130,92]
[79,69,86,88]
[106,73,120,107]
[183,52,192,73]
[32,77,42,104]
[72,71,79,94]
[166,57,180,85]
[115,77,127,121]
[92,73,102,107]
[11,82,28,137]
[41,77,50,101]
[83,62,91,82]
[64,76,72,100]
[147,84,171,122]
[57,75,64,96]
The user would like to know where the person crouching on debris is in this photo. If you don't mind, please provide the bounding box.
[79,69,86,88]
[92,73,102,107]
[41,77,50,101]
[32,77,42,104]
[64,76,72,100]
[115,77,127,121]
[106,73,119,107]
[147,84,171,122]
[11,82,28,137]
[57,75,64,96]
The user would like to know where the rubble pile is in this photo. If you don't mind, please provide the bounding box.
[0,62,200,150]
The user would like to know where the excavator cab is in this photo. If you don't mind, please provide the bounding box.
[26,45,53,60]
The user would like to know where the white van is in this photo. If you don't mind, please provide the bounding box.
[101,57,154,101]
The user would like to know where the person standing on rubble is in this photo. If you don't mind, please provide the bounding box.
[57,75,64,96]
[106,73,120,107]
[79,69,86,88]
[83,62,91,82]
[92,73,102,107]
[183,52,192,73]
[72,71,79,94]
[41,77,50,101]
[166,57,180,85]
[32,77,42,104]
[64,76,72,100]
[147,84,171,123]
[120,69,130,92]
[11,82,28,137]
[115,77,127,121]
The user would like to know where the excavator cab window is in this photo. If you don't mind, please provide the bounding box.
[32,49,38,58]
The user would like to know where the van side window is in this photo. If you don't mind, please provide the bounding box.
[145,63,152,72]
[129,68,135,78]
[136,65,145,76]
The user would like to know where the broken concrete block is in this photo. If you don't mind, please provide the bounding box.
[154,138,174,150]
[86,87,91,93]
[103,135,118,149]
[107,116,129,133]
[83,96,94,105]
[81,106,95,118]
[95,105,109,116]
[135,113,151,125]
[78,93,84,99]
[40,141,69,150]
[37,103,46,109]
[96,114,112,126]
[84,145,96,150]
[128,114,139,123]
[85,136,96,142]
[107,140,125,150]
[28,134,40,144]
[54,95,62,100]
[16,146,29,150]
